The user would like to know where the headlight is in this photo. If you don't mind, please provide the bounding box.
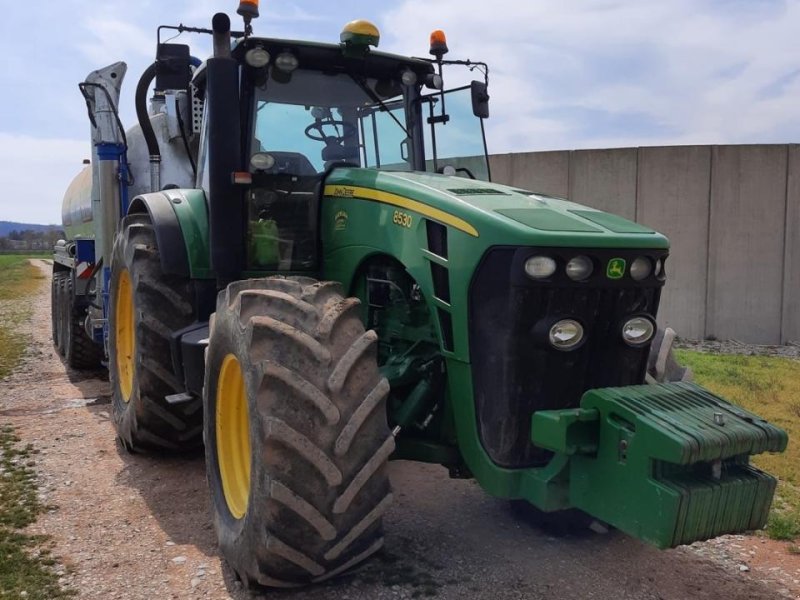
[621,317,655,346]
[401,69,418,86]
[630,257,652,281]
[549,319,585,350]
[245,47,271,68]
[250,152,275,171]
[275,52,299,72]
[654,258,663,278]
[524,256,557,279]
[566,255,593,281]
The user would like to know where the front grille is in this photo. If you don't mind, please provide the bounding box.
[468,247,666,468]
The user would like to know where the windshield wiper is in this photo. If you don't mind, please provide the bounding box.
[348,74,408,137]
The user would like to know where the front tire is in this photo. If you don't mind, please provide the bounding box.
[109,212,202,452]
[205,277,394,588]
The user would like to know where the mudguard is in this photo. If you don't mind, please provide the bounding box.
[127,189,211,279]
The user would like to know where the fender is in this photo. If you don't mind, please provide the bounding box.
[127,189,212,279]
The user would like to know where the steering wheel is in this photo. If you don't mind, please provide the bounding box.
[304,120,357,144]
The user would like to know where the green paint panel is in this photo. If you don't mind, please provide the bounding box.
[570,209,656,234]
[496,208,604,233]
[164,189,212,279]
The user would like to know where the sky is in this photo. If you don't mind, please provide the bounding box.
[1,0,799,224]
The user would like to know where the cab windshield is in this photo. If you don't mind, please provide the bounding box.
[251,69,413,174]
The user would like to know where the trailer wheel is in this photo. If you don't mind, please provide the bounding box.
[55,273,68,357]
[204,277,393,588]
[51,270,65,353]
[62,276,103,370]
[109,212,202,452]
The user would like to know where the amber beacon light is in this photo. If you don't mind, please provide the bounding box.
[429,29,448,58]
[237,0,260,20]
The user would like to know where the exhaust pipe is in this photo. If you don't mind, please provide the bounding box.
[206,13,243,285]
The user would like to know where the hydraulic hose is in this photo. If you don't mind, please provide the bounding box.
[135,62,161,192]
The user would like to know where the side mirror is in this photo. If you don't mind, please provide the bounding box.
[471,80,490,119]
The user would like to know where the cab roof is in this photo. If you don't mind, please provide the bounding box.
[233,36,435,80]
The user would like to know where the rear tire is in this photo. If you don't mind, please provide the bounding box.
[63,276,104,370]
[109,212,202,452]
[204,277,393,588]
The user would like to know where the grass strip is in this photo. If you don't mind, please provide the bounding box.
[0,426,75,598]
[0,255,47,300]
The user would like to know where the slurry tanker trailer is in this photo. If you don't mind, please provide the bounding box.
[52,0,787,588]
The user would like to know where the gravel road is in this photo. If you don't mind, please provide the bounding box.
[0,260,797,600]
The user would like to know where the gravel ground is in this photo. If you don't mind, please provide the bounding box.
[676,337,800,359]
[0,260,797,600]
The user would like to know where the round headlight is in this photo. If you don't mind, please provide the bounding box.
[525,256,557,280]
[622,317,655,346]
[654,258,663,278]
[275,52,299,72]
[245,47,271,68]
[401,69,418,86]
[630,257,652,281]
[549,319,585,351]
[250,152,275,171]
[566,255,593,281]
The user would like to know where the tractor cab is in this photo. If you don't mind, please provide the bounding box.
[195,19,491,274]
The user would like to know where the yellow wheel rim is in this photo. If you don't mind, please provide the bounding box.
[216,354,251,519]
[115,269,135,403]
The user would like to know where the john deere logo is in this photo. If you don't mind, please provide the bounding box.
[334,210,349,231]
[607,258,626,279]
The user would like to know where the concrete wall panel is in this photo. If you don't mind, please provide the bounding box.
[568,148,638,220]
[636,146,711,339]
[782,145,800,343]
[489,151,569,197]
[706,145,788,344]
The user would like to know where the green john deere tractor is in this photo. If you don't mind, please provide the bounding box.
[62,1,787,589]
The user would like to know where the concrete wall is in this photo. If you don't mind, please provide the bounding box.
[489,144,799,344]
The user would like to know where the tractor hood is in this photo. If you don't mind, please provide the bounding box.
[324,168,669,250]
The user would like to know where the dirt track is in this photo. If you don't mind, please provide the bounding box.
[0,260,797,599]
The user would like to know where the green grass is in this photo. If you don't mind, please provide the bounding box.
[0,255,47,301]
[0,426,75,598]
[0,259,71,597]
[0,256,46,379]
[676,350,800,541]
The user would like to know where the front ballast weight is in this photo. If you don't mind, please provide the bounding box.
[531,381,788,548]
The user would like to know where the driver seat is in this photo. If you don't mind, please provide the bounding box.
[322,143,360,171]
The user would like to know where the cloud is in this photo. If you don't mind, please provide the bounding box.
[76,17,154,65]
[0,134,89,224]
[380,0,800,151]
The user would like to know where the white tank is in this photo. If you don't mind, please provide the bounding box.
[61,100,197,241]
[62,166,94,240]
